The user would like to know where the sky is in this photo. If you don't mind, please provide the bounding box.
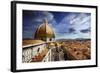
[23,10,91,39]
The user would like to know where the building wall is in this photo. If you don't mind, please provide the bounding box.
[22,43,46,63]
[32,44,46,57]
[22,48,32,63]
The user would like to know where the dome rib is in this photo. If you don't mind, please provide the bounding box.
[34,20,55,40]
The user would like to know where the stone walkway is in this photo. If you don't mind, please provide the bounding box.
[51,47,67,61]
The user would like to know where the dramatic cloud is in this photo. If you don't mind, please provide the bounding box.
[68,28,76,33]
[67,13,91,30]
[54,13,91,39]
[80,28,90,33]
[23,10,55,38]
[31,11,54,23]
[23,10,91,39]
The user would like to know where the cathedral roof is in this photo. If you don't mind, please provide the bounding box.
[34,19,55,38]
[23,39,45,47]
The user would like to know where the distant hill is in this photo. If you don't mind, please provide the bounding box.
[56,38,91,42]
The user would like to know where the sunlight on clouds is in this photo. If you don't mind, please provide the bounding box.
[23,10,91,39]
[54,13,91,39]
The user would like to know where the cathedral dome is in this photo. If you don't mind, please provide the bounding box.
[34,19,55,39]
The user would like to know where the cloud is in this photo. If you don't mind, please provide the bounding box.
[54,16,70,33]
[68,28,76,33]
[80,28,90,33]
[69,13,91,31]
[23,11,55,39]
[54,13,91,39]
[32,11,54,23]
[56,31,90,40]
[23,10,91,39]
[23,30,34,38]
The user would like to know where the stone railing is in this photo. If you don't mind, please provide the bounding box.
[42,49,52,62]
